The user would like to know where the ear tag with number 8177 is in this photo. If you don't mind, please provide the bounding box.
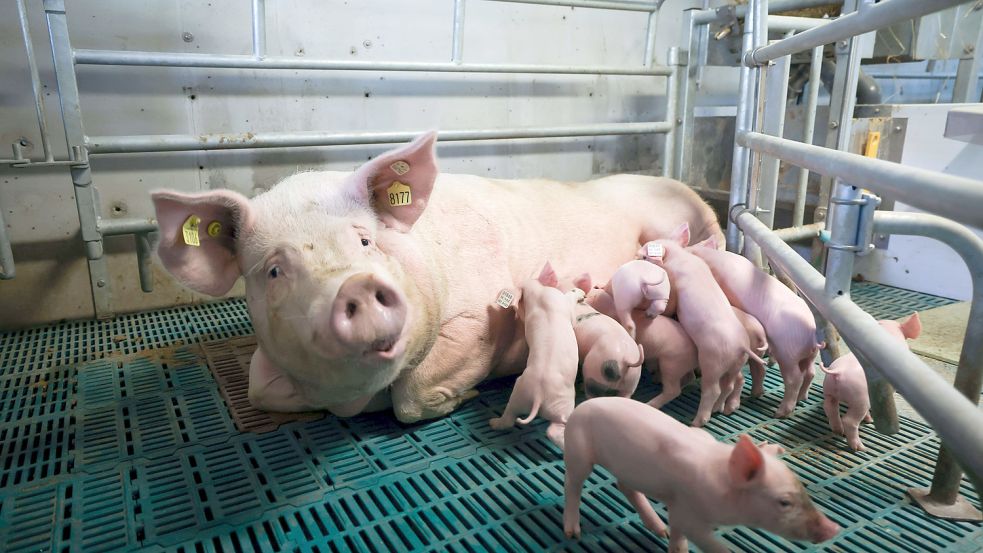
[387,181,412,207]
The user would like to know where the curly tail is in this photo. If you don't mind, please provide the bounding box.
[516,398,541,425]
[817,362,835,375]
[746,348,767,366]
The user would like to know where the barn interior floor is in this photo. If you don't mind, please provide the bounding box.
[0,282,981,552]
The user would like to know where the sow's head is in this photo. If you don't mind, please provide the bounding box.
[151,132,442,414]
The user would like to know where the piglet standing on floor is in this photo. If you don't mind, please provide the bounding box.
[488,262,579,450]
[562,397,841,551]
[640,224,762,426]
[821,312,921,451]
[685,234,822,418]
[568,283,645,400]
[602,260,671,339]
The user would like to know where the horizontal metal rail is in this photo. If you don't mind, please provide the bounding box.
[735,210,983,498]
[738,131,983,231]
[86,122,673,154]
[73,49,672,76]
[481,0,659,11]
[97,218,157,236]
[734,0,842,16]
[747,0,970,64]
[691,10,828,32]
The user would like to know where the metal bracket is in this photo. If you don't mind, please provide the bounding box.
[826,192,881,255]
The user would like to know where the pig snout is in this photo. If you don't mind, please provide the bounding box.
[330,272,407,357]
[809,514,840,543]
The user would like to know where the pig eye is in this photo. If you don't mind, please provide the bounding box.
[360,238,370,247]
[267,265,281,279]
[779,499,792,508]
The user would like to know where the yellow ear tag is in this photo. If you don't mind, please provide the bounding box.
[387,181,412,207]
[182,215,201,247]
[206,221,222,238]
[496,289,515,309]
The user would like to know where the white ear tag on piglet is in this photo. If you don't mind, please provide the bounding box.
[181,215,201,247]
[387,181,412,207]
[496,289,515,309]
[646,243,664,259]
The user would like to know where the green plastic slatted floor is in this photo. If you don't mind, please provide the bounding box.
[0,283,980,552]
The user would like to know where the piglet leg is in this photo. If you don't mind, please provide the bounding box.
[546,422,566,451]
[749,359,766,398]
[842,404,868,451]
[648,373,684,409]
[823,393,844,435]
[723,371,744,414]
[617,482,667,537]
[563,464,591,539]
[693,378,722,427]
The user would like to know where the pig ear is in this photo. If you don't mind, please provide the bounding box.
[573,273,593,294]
[538,261,559,288]
[757,441,786,456]
[729,434,765,486]
[901,312,922,340]
[151,189,252,296]
[694,235,718,249]
[669,222,691,247]
[348,131,438,232]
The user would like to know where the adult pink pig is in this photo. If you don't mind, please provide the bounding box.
[562,397,841,551]
[151,132,723,422]
[603,260,671,339]
[488,262,578,449]
[686,234,822,418]
[821,313,921,451]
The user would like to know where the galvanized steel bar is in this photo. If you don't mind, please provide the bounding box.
[734,210,983,501]
[452,0,467,62]
[738,131,983,233]
[753,34,791,231]
[0,210,14,279]
[871,212,983,518]
[252,0,265,58]
[73,49,673,76]
[747,0,970,64]
[643,8,659,67]
[44,0,112,317]
[774,222,823,242]
[98,218,157,236]
[732,0,842,17]
[766,15,830,33]
[17,0,54,162]
[662,47,679,178]
[135,232,154,293]
[481,0,658,12]
[673,11,698,182]
[793,45,823,227]
[87,122,674,154]
[952,23,983,103]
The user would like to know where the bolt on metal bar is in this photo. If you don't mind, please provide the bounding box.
[747,0,970,64]
[480,0,658,12]
[866,212,983,520]
[734,210,983,503]
[738,131,983,232]
[17,0,54,163]
[44,0,112,317]
[73,49,673,76]
[87,122,674,154]
[252,0,265,59]
[452,0,467,62]
[792,44,822,227]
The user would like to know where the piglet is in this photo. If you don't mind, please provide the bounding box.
[488,262,579,449]
[602,260,671,339]
[642,224,765,426]
[563,397,841,551]
[569,282,644,400]
[586,288,699,407]
[684,233,822,418]
[821,312,921,451]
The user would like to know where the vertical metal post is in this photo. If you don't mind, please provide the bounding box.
[674,10,700,183]
[252,0,266,59]
[0,210,14,279]
[135,233,155,293]
[662,47,680,178]
[792,45,823,227]
[643,8,660,67]
[452,0,466,63]
[44,0,112,317]
[952,22,983,103]
[17,0,54,162]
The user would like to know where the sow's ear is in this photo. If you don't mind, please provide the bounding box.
[347,131,439,232]
[151,189,252,296]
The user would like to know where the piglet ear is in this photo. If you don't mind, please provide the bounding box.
[694,235,718,250]
[348,131,439,232]
[151,189,252,296]
[573,273,593,294]
[901,312,922,340]
[538,261,559,288]
[729,434,765,486]
[670,222,691,247]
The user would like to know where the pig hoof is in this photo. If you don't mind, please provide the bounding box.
[850,442,865,452]
[774,407,793,418]
[751,388,764,398]
[564,525,581,539]
[488,417,508,430]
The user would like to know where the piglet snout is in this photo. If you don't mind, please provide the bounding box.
[810,515,840,543]
[331,273,407,356]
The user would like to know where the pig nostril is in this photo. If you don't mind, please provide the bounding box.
[346,302,357,318]
[375,290,388,306]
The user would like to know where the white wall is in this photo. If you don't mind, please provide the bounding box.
[0,0,736,329]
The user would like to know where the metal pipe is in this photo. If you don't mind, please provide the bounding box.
[872,212,983,518]
[952,22,983,103]
[98,218,157,236]
[774,222,823,242]
[643,8,659,67]
[452,0,466,63]
[251,0,265,59]
[662,47,679,178]
[86,122,674,154]
[480,0,658,12]
[766,15,831,33]
[693,1,841,24]
[135,232,154,293]
[73,49,673,76]
[738,131,983,232]
[17,0,54,162]
[754,32,791,232]
[674,12,697,182]
[748,0,969,64]
[735,210,983,501]
[725,0,760,252]
[0,209,14,279]
[865,72,983,81]
[733,0,842,17]
[793,45,822,227]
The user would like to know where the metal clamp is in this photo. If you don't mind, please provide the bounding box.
[826,192,882,256]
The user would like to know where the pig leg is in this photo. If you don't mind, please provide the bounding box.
[247,347,316,412]
[714,372,736,414]
[749,359,766,398]
[723,371,744,415]
[843,401,870,451]
[863,412,873,423]
[775,361,803,418]
[562,459,593,539]
[823,392,844,435]
[546,422,566,450]
[648,368,684,409]
[693,377,722,427]
[667,521,689,553]
[616,482,667,537]
[796,357,816,402]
